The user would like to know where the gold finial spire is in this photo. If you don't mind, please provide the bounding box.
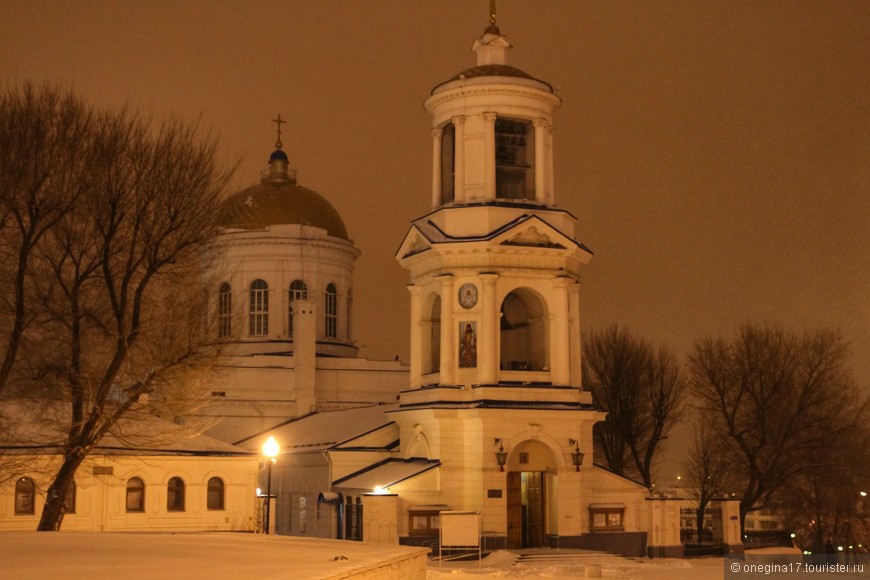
[272,114,285,149]
[486,0,500,34]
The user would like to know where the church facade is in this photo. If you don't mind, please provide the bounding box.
[224,16,654,557]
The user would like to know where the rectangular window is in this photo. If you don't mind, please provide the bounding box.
[408,511,441,536]
[495,118,535,201]
[589,507,624,532]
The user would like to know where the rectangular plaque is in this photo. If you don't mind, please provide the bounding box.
[487,489,503,498]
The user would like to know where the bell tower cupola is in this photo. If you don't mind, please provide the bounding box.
[425,6,561,209]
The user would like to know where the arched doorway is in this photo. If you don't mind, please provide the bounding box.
[506,439,556,548]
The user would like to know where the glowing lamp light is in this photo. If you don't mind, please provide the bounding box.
[261,436,280,535]
[256,487,262,497]
[860,491,867,497]
[263,436,280,459]
[373,486,389,495]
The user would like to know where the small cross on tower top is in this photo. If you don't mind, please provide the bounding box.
[272,114,285,149]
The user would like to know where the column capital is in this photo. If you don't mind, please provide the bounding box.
[482,111,497,122]
[451,115,466,125]
[408,284,423,296]
[431,127,443,139]
[479,272,499,284]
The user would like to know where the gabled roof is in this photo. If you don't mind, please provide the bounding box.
[396,212,592,260]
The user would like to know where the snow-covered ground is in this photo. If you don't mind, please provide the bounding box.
[428,549,725,580]
[4,531,805,580]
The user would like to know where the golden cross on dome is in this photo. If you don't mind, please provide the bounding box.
[272,114,285,149]
[486,0,500,35]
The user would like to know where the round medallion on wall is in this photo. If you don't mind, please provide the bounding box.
[458,283,478,309]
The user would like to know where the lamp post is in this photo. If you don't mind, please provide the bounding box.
[262,436,279,534]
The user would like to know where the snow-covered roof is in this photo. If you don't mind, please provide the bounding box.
[0,399,251,456]
[333,458,440,492]
[235,404,398,454]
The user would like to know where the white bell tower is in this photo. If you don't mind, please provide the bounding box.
[396,14,593,396]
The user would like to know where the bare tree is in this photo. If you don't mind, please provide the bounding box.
[0,84,96,395]
[688,324,864,537]
[777,414,870,553]
[683,416,730,547]
[0,84,233,530]
[583,325,686,487]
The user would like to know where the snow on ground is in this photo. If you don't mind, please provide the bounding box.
[1,532,427,580]
[4,532,804,580]
[428,550,725,580]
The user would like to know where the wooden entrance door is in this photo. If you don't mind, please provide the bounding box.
[506,471,523,548]
[506,471,546,548]
[525,472,545,548]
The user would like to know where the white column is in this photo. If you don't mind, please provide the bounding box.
[438,275,455,385]
[547,124,556,206]
[534,118,547,205]
[483,112,496,200]
[431,127,443,209]
[569,282,583,388]
[480,273,499,384]
[408,285,423,388]
[551,277,571,385]
[452,116,466,204]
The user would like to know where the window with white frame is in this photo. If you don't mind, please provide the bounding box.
[325,283,337,339]
[218,282,232,338]
[15,477,35,515]
[249,279,269,336]
[167,476,185,512]
[126,477,145,512]
[207,477,224,510]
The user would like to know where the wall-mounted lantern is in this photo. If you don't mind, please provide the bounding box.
[569,439,584,472]
[494,438,508,471]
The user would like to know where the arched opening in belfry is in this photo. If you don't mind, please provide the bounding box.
[499,288,548,372]
[423,294,441,375]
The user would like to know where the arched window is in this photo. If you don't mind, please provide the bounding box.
[218,282,232,338]
[325,283,337,339]
[440,122,455,204]
[14,477,35,515]
[249,279,269,336]
[288,280,308,338]
[427,296,441,374]
[126,477,145,512]
[207,477,225,510]
[64,480,76,514]
[500,289,548,371]
[167,477,185,512]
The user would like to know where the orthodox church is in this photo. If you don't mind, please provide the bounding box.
[216,14,670,557]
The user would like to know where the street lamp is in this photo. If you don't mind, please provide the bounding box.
[262,436,279,534]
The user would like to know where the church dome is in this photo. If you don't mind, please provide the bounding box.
[218,148,349,240]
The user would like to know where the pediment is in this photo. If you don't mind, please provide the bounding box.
[395,226,433,260]
[494,216,574,250]
[501,225,564,249]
